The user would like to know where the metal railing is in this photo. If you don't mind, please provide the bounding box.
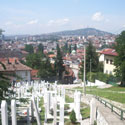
[95,96,125,120]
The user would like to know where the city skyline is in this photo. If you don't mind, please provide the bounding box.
[0,0,125,35]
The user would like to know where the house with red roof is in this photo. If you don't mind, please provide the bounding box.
[100,48,118,75]
[0,57,32,82]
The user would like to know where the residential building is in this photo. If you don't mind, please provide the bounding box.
[100,49,118,75]
[0,57,32,82]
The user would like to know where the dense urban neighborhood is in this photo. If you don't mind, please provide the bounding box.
[0,0,125,125]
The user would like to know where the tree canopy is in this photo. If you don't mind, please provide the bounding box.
[114,31,125,86]
[25,44,34,54]
[55,44,65,80]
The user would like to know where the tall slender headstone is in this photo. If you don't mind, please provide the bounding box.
[1,100,8,125]
[27,107,30,125]
[11,100,17,125]
[53,98,57,125]
[32,97,41,125]
[60,97,64,125]
[75,91,81,121]
[90,98,96,125]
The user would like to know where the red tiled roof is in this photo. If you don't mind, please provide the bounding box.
[31,69,38,76]
[48,54,56,58]
[100,49,118,56]
[0,58,32,71]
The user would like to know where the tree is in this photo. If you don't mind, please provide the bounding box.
[86,41,99,73]
[0,62,12,101]
[38,43,44,53]
[25,44,34,54]
[79,41,99,80]
[74,44,77,51]
[55,44,65,80]
[114,31,125,86]
[38,58,56,80]
[69,44,72,54]
[26,53,41,69]
[70,110,76,123]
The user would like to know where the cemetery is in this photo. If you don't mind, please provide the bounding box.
[0,80,125,125]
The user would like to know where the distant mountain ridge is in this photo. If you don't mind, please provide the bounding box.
[50,28,113,36]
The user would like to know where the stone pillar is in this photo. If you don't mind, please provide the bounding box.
[47,92,51,114]
[11,100,17,125]
[61,88,65,102]
[90,98,97,125]
[1,100,8,125]
[30,100,34,120]
[37,96,39,110]
[53,98,57,125]
[27,107,30,125]
[75,91,81,121]
[60,97,64,125]
[32,97,41,125]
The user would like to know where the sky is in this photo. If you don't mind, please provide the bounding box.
[0,0,125,35]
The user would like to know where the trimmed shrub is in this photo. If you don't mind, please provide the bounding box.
[70,110,77,123]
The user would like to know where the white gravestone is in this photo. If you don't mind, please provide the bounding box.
[11,100,17,125]
[75,91,82,121]
[1,100,8,125]
[32,97,41,125]
[90,98,96,125]
[59,97,64,125]
[53,98,57,125]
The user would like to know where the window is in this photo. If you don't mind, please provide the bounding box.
[25,71,28,76]
[106,70,108,74]
[110,71,112,75]
[106,59,109,64]
[110,60,113,64]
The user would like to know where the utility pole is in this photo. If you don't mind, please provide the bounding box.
[90,59,92,89]
[83,45,86,96]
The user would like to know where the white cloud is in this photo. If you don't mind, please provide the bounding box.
[92,12,104,22]
[48,18,70,26]
[5,21,13,25]
[27,19,38,25]
[123,24,125,28]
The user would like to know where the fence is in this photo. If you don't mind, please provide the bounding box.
[95,96,125,120]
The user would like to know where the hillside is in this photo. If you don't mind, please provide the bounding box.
[50,28,113,36]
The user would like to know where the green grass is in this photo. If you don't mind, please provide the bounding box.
[104,86,125,91]
[86,88,125,103]
[64,104,70,110]
[65,119,80,125]
[39,97,45,122]
[72,86,125,104]
[65,95,74,103]
[80,107,90,119]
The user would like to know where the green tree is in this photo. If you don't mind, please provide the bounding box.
[0,62,12,101]
[114,31,125,86]
[69,44,72,54]
[38,43,44,53]
[86,41,99,73]
[55,44,65,80]
[79,42,99,80]
[38,58,55,80]
[26,53,41,69]
[70,110,76,123]
[25,44,34,54]
[74,44,77,51]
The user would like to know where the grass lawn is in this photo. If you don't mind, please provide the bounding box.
[80,107,90,119]
[65,95,74,103]
[73,86,125,104]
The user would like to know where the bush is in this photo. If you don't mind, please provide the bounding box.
[70,110,76,123]
[87,72,119,84]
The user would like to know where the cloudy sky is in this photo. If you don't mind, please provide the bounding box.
[0,0,125,35]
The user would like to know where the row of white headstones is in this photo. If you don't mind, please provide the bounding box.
[1,80,97,125]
